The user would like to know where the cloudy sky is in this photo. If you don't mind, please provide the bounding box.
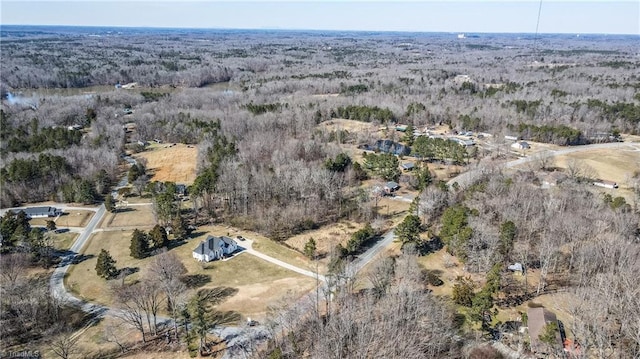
[1,1,638,35]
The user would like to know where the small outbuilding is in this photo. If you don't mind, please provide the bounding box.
[401,162,415,171]
[508,262,524,273]
[593,180,618,189]
[511,141,531,150]
[384,181,400,193]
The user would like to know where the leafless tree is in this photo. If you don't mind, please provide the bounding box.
[49,332,79,359]
[147,250,187,340]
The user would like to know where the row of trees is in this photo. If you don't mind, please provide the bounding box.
[130,226,169,259]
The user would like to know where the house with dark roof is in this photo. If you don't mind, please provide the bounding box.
[401,162,415,171]
[12,206,61,219]
[176,184,188,197]
[511,141,531,150]
[384,181,400,194]
[527,307,563,357]
[192,235,238,262]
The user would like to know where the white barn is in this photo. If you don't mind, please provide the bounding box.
[192,235,238,262]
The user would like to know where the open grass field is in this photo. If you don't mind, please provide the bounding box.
[554,145,640,185]
[319,118,378,134]
[100,205,156,228]
[285,221,363,256]
[65,229,316,317]
[134,143,198,185]
[51,231,78,251]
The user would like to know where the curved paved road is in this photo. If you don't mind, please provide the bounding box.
[49,204,106,310]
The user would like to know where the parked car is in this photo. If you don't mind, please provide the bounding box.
[236,235,245,241]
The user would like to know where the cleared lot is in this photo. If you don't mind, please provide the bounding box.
[134,143,198,184]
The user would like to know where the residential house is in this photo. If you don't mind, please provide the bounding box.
[527,307,563,357]
[449,137,475,147]
[11,206,61,219]
[384,181,400,194]
[401,162,415,171]
[176,184,188,197]
[192,235,238,262]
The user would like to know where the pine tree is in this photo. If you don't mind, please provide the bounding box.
[396,214,422,244]
[96,249,118,279]
[104,193,115,213]
[130,229,149,259]
[150,224,169,249]
[304,237,317,259]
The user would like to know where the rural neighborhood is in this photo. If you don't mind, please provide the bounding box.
[1,8,639,359]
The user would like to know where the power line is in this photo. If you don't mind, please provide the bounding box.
[533,0,543,60]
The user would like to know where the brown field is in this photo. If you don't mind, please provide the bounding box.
[65,228,316,317]
[100,205,156,228]
[554,146,640,185]
[319,118,378,134]
[134,143,198,184]
[416,248,468,297]
[286,220,363,255]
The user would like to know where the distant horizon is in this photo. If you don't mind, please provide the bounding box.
[1,24,637,37]
[1,1,638,36]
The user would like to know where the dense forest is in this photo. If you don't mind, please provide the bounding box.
[1,26,639,358]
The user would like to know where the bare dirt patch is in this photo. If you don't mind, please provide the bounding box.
[135,143,198,184]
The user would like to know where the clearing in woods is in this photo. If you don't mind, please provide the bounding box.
[554,146,640,185]
[135,143,198,184]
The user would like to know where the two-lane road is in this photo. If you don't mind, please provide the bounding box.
[49,204,106,308]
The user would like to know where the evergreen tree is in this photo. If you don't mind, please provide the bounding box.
[104,193,115,213]
[150,224,169,249]
[304,237,317,259]
[415,164,433,191]
[498,220,517,261]
[95,249,118,279]
[172,215,188,240]
[396,214,422,244]
[402,124,415,145]
[130,229,149,259]
[452,276,475,307]
[46,220,57,232]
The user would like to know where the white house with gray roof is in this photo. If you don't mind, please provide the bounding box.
[192,235,238,262]
[11,206,61,219]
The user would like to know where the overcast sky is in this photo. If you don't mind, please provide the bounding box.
[1,1,639,35]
